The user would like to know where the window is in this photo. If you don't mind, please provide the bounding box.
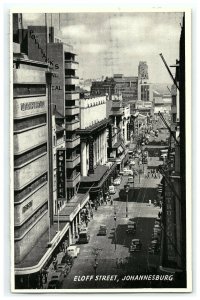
[14,114,46,131]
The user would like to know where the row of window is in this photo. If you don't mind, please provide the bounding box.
[14,114,46,132]
[13,84,46,97]
[14,173,47,203]
[14,143,47,168]
[14,202,48,239]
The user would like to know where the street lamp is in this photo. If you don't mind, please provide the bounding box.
[124,184,130,218]
[114,213,117,251]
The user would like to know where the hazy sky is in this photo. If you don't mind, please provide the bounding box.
[22,12,183,83]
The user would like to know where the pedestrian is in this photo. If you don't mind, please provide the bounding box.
[110,199,113,205]
[90,210,93,219]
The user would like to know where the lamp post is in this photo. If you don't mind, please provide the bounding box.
[124,184,130,218]
[114,213,117,251]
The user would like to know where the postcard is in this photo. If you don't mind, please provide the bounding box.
[10,8,192,293]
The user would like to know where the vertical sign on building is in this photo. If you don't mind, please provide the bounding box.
[127,123,130,141]
[57,149,66,199]
[163,181,177,266]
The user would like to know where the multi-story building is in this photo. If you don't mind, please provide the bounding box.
[23,25,81,202]
[13,45,50,264]
[106,94,130,172]
[77,94,117,202]
[13,14,89,289]
[158,16,186,287]
[137,61,153,102]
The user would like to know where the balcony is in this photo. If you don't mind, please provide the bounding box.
[13,69,46,84]
[14,154,47,190]
[66,136,80,148]
[65,60,79,70]
[65,120,80,131]
[66,172,80,188]
[66,155,80,168]
[65,91,80,101]
[14,125,47,155]
[65,76,79,85]
[65,106,80,116]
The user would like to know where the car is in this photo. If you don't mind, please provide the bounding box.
[66,245,80,258]
[128,176,134,184]
[78,228,90,244]
[126,221,136,234]
[98,225,107,236]
[113,177,121,186]
[57,264,70,277]
[130,239,142,252]
[51,271,64,282]
[123,168,133,176]
[48,280,61,289]
[129,160,136,166]
[109,185,116,194]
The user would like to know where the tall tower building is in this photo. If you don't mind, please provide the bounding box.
[138,61,152,102]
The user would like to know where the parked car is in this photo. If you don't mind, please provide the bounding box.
[48,280,61,289]
[113,177,121,186]
[109,185,116,194]
[126,221,136,234]
[123,168,133,176]
[130,239,142,252]
[48,271,64,288]
[57,263,70,277]
[98,225,107,236]
[66,245,80,258]
[78,228,90,244]
[128,176,134,184]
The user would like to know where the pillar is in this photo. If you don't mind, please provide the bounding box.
[68,226,72,246]
[81,141,87,176]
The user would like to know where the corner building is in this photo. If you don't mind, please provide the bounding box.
[13,44,49,264]
[26,26,81,202]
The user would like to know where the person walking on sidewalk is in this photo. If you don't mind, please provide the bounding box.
[90,210,93,219]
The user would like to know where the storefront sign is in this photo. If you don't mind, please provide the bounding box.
[21,101,45,111]
[57,149,66,199]
[164,182,176,264]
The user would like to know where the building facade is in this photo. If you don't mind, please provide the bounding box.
[13,46,50,264]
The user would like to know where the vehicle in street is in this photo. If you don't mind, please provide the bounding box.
[129,159,136,166]
[126,221,136,234]
[57,263,70,277]
[98,225,107,236]
[129,239,142,252]
[113,177,121,186]
[48,271,64,288]
[128,176,134,184]
[109,185,116,194]
[66,245,80,258]
[148,240,160,254]
[123,168,133,176]
[48,279,62,289]
[78,228,90,244]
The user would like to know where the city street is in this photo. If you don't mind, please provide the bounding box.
[61,166,162,289]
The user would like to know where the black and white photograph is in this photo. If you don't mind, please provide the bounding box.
[10,9,192,292]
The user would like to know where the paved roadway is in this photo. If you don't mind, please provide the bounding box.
[61,167,162,289]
